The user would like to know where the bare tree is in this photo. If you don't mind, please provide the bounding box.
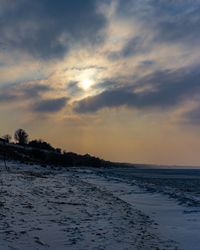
[14,129,29,145]
[2,134,12,143]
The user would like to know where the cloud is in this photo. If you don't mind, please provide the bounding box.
[73,66,200,113]
[19,84,51,98]
[0,92,18,103]
[183,106,200,125]
[0,82,68,114]
[0,0,106,60]
[153,1,200,45]
[108,36,148,60]
[0,83,51,103]
[67,81,82,96]
[64,65,106,72]
[33,97,68,113]
[140,60,155,66]
[104,0,200,63]
[116,0,200,46]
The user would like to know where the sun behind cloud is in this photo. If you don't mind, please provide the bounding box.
[80,79,92,90]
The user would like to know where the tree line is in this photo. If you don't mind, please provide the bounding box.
[1,129,62,153]
[0,129,112,168]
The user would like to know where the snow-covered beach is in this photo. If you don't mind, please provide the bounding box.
[0,162,200,250]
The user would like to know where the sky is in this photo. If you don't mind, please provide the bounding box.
[1,0,200,166]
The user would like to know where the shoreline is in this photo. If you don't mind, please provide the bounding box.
[1,161,199,249]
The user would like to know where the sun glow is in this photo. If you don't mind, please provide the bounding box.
[81,79,92,90]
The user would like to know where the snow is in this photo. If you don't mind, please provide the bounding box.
[80,172,200,250]
[0,161,197,249]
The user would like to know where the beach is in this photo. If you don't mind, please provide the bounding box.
[0,162,200,249]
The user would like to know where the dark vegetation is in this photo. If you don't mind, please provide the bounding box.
[0,129,113,168]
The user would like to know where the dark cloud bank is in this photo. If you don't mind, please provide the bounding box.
[33,97,68,113]
[0,83,68,114]
[0,83,51,103]
[74,66,200,124]
[0,0,106,59]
